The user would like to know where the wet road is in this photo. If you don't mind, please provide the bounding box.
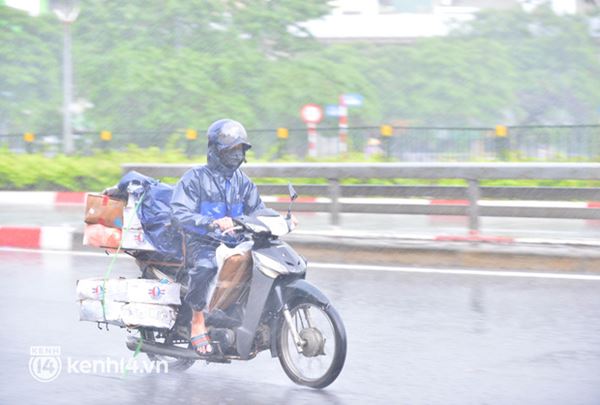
[1,249,600,404]
[2,204,600,241]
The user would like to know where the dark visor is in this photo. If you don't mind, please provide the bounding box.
[216,122,250,150]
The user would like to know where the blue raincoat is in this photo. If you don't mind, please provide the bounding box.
[171,119,264,311]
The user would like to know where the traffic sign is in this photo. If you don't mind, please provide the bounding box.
[300,104,323,124]
[325,105,341,117]
[341,93,363,107]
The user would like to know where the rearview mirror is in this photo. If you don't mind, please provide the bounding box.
[288,183,298,201]
[286,183,298,219]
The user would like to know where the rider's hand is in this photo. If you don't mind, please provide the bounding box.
[212,217,234,232]
[291,214,299,228]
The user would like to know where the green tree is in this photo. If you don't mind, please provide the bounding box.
[2,2,600,142]
[73,0,333,135]
[452,7,600,125]
[0,7,61,134]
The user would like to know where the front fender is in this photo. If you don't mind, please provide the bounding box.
[268,279,331,358]
[282,279,330,308]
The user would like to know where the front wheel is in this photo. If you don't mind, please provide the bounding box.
[276,300,347,389]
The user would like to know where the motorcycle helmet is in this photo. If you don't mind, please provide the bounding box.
[207,119,252,169]
[207,119,251,152]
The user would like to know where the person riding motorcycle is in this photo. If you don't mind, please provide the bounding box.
[171,119,264,354]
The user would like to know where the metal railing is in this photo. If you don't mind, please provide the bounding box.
[122,162,600,232]
[4,124,600,161]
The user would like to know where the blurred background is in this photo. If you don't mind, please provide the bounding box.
[0,0,599,161]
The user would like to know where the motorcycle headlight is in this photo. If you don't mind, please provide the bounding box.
[253,252,289,278]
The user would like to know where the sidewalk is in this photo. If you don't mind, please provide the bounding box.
[0,192,599,272]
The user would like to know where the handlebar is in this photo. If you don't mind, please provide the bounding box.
[206,212,294,242]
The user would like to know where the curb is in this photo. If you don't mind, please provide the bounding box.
[0,191,87,206]
[282,233,600,273]
[1,193,598,272]
[1,226,599,273]
[1,191,599,209]
[0,226,74,250]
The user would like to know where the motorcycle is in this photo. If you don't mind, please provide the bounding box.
[124,185,347,389]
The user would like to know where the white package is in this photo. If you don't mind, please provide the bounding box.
[121,227,156,251]
[76,278,128,301]
[121,303,176,329]
[123,193,143,229]
[77,278,180,305]
[121,193,156,251]
[126,279,181,306]
[79,299,125,326]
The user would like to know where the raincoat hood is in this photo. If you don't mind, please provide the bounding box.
[206,119,251,178]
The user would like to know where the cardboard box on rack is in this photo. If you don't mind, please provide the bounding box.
[78,300,176,329]
[76,278,128,301]
[79,299,125,326]
[84,194,125,229]
[127,279,181,305]
[83,224,122,249]
[121,194,156,251]
[76,278,180,305]
[121,303,177,329]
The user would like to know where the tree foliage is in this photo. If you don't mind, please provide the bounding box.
[0,7,61,133]
[0,2,599,139]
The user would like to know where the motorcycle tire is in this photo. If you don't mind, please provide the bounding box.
[276,300,347,389]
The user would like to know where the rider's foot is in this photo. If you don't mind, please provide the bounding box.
[190,310,212,355]
[190,333,213,355]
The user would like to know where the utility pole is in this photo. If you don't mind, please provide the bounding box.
[51,0,80,155]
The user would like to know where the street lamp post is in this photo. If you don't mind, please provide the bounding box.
[51,0,79,155]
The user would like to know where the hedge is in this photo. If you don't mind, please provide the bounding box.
[0,147,598,191]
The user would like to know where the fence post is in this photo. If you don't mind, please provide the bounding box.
[276,127,288,159]
[495,125,508,161]
[380,125,393,159]
[24,132,35,153]
[185,129,198,158]
[467,178,480,234]
[100,130,112,151]
[328,177,340,226]
[23,132,35,153]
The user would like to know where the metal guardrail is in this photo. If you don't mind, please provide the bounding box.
[6,124,600,161]
[122,163,600,231]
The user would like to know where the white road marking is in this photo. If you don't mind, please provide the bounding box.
[0,247,133,259]
[1,247,599,281]
[309,262,600,281]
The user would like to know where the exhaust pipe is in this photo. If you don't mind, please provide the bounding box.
[126,336,201,360]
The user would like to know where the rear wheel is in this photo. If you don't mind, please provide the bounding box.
[276,301,347,389]
[140,328,196,372]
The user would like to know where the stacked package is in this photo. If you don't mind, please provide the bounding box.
[83,193,156,251]
[77,278,180,329]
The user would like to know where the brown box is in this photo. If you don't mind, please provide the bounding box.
[84,194,125,229]
[83,224,122,249]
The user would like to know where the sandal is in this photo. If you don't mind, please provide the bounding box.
[190,333,213,355]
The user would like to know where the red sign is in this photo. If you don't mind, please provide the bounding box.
[300,104,323,124]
